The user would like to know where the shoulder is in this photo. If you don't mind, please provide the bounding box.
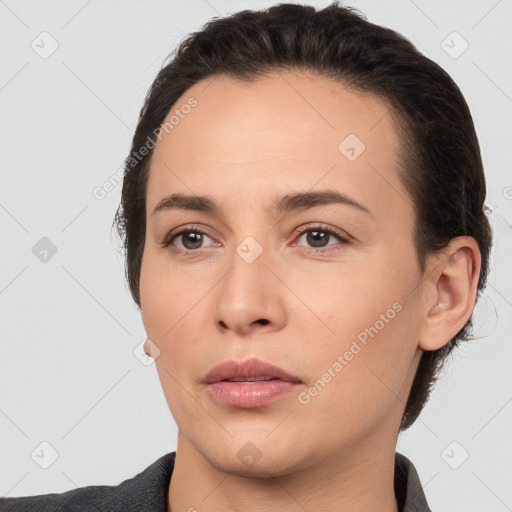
[0,452,175,512]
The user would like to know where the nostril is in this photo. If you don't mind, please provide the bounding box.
[256,319,269,325]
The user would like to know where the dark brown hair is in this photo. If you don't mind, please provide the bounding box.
[114,2,492,431]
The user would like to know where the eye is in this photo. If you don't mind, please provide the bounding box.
[161,223,350,255]
[294,225,349,251]
[162,226,216,252]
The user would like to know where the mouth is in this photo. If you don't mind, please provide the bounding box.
[203,358,303,408]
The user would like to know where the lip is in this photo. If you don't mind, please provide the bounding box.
[203,358,302,408]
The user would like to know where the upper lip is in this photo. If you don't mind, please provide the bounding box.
[203,358,302,384]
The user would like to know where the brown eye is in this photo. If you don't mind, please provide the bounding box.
[302,229,331,248]
[164,228,215,251]
[178,231,206,250]
[296,227,348,250]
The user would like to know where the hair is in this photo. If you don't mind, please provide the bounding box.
[113,1,492,431]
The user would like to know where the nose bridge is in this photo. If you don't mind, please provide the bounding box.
[214,231,286,333]
[224,233,269,300]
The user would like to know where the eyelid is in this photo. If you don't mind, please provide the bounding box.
[293,223,350,243]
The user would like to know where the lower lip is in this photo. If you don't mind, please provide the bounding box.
[206,380,302,408]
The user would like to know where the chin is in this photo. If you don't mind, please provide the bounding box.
[213,451,300,478]
[198,435,308,478]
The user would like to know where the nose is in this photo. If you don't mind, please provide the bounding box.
[215,244,287,337]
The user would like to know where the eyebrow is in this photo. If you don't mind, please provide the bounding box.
[152,190,374,217]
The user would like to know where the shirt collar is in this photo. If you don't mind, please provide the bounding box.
[395,452,433,511]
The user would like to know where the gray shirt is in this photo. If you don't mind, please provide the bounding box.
[0,451,432,511]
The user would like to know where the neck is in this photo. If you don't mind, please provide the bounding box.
[168,432,400,512]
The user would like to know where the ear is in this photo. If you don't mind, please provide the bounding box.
[418,236,482,351]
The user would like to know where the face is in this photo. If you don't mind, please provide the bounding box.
[140,70,426,476]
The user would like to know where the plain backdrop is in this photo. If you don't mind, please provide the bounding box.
[0,0,511,510]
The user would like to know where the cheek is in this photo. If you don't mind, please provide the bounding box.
[140,258,206,422]
[298,302,421,448]
[140,267,171,343]
[299,251,422,414]
[139,248,196,341]
[140,251,209,377]
[306,260,411,350]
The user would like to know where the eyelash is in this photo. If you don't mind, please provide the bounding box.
[161,223,350,256]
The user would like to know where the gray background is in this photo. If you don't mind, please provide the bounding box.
[0,0,511,510]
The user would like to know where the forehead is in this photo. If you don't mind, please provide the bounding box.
[147,70,408,220]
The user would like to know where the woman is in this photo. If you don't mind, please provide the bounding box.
[1,2,492,511]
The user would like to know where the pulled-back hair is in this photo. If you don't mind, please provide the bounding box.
[114,2,492,431]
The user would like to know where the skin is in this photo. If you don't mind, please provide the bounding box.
[139,70,481,512]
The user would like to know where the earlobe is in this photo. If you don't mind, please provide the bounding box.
[418,237,481,351]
